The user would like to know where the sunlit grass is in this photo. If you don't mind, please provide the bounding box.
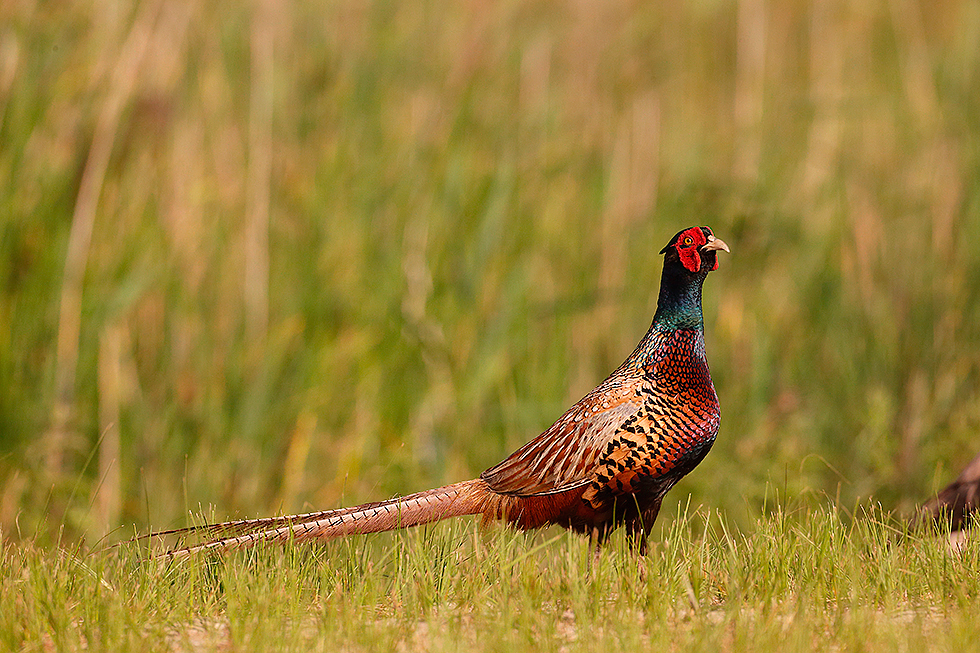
[2,0,978,543]
[3,507,979,652]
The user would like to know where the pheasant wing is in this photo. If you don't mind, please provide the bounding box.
[481,374,645,496]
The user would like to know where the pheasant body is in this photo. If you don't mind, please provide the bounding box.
[146,226,728,556]
[479,327,720,547]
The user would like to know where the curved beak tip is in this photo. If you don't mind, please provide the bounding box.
[701,236,730,254]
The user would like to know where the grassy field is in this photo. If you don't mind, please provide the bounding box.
[4,508,980,651]
[2,0,980,649]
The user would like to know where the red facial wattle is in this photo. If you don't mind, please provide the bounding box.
[675,227,709,272]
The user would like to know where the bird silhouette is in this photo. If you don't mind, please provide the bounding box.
[918,450,980,532]
[145,226,729,556]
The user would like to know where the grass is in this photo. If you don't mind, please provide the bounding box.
[3,506,979,652]
[2,0,980,649]
[2,0,978,541]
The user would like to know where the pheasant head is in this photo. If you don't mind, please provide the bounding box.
[660,225,730,274]
[653,226,729,331]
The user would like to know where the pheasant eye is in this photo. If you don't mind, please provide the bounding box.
[683,237,693,246]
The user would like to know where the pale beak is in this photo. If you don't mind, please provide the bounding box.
[701,235,730,253]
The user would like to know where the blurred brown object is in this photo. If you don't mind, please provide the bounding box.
[919,452,980,531]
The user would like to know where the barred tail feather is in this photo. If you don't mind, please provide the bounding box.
[160,479,490,557]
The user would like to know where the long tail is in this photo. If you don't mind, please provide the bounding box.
[149,479,491,557]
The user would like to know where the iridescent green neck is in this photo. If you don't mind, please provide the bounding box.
[651,265,707,332]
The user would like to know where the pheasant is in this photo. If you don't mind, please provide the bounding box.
[146,226,729,556]
[917,450,980,532]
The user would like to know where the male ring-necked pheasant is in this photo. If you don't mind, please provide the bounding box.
[148,226,728,556]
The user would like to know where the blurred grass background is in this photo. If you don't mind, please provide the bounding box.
[1,0,979,544]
